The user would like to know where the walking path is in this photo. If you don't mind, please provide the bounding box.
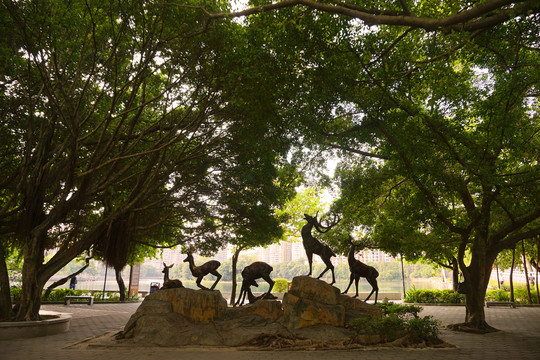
[2,302,539,360]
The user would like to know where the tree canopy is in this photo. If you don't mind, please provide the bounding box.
[1,0,538,332]
[0,0,295,320]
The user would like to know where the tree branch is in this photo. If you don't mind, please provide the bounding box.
[180,0,537,32]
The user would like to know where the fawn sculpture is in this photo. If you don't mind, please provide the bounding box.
[301,212,340,285]
[235,261,275,306]
[161,263,184,289]
[183,251,222,290]
[341,236,379,303]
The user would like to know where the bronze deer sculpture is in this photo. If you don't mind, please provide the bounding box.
[183,252,222,290]
[235,261,275,306]
[301,212,340,285]
[341,236,379,303]
[161,263,184,289]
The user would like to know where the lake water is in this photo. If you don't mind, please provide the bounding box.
[54,276,446,295]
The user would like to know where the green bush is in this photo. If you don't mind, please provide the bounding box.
[272,278,289,293]
[514,289,539,304]
[349,303,440,343]
[407,315,440,341]
[377,302,422,318]
[485,289,510,302]
[43,288,83,301]
[10,287,22,301]
[404,286,464,304]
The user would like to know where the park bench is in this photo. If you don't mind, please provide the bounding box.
[486,301,516,308]
[64,295,94,305]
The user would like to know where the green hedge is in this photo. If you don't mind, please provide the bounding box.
[406,286,539,304]
[9,287,139,302]
[404,286,464,304]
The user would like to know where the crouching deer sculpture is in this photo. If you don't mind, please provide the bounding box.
[161,263,184,289]
[183,251,222,290]
[235,261,275,306]
[301,212,340,285]
[341,235,379,303]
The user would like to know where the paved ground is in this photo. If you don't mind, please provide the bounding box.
[2,302,539,360]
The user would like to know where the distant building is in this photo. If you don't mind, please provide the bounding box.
[358,249,396,263]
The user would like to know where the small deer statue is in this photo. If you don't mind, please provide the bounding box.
[183,250,222,290]
[161,263,184,289]
[235,261,275,306]
[341,235,379,303]
[301,212,340,285]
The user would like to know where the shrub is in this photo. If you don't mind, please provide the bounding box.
[272,278,289,293]
[349,303,440,343]
[485,289,510,302]
[43,288,83,301]
[10,286,22,302]
[514,289,539,304]
[377,302,422,318]
[404,286,464,304]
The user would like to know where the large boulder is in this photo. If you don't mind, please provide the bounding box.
[338,294,382,323]
[281,276,345,329]
[145,287,227,323]
[288,276,340,304]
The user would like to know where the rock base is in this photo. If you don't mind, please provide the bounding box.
[120,276,384,347]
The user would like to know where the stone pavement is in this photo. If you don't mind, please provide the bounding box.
[1,302,539,360]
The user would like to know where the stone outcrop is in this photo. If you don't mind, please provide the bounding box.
[142,287,227,323]
[282,276,345,329]
[121,276,381,347]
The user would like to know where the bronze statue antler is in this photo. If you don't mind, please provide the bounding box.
[313,212,341,233]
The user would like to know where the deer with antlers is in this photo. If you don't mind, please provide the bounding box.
[301,212,340,285]
[235,261,275,306]
[161,263,184,289]
[341,235,379,303]
[183,250,222,290]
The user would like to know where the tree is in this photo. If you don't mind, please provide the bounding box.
[0,0,294,321]
[218,1,540,332]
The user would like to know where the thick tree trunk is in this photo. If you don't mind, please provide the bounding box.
[451,234,497,333]
[16,262,45,321]
[0,243,13,320]
[16,233,46,321]
[115,266,126,301]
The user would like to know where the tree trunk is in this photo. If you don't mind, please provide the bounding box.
[536,237,540,304]
[0,243,13,320]
[16,260,45,321]
[115,266,126,301]
[16,232,46,321]
[521,241,532,304]
[451,257,459,292]
[510,248,515,303]
[451,235,497,333]
[229,247,242,306]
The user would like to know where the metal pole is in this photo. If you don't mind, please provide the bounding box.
[102,265,108,300]
[400,255,406,299]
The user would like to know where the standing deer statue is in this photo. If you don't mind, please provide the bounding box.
[301,212,340,285]
[161,263,184,289]
[341,235,379,303]
[235,261,275,306]
[183,251,222,290]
